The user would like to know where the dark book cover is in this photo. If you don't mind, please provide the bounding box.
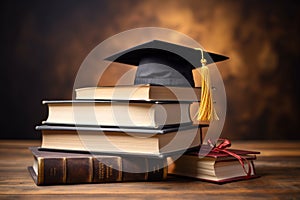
[42,99,195,104]
[28,147,167,186]
[35,124,202,135]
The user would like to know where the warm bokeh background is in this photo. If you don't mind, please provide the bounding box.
[1,0,299,139]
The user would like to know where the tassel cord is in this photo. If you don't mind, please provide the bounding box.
[194,48,219,121]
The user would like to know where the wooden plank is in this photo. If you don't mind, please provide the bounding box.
[0,140,299,199]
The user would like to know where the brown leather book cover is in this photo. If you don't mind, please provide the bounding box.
[28,147,167,186]
[66,157,93,183]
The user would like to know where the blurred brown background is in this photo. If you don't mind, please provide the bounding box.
[1,0,299,139]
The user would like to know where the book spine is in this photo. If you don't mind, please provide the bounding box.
[121,157,167,181]
[36,156,166,185]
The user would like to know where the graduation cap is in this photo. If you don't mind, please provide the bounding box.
[105,40,229,121]
[105,40,228,87]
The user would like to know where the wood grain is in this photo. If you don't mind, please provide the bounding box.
[0,140,299,199]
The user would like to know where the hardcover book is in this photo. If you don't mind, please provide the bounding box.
[75,84,201,101]
[167,148,260,183]
[42,100,192,128]
[36,125,201,156]
[28,147,167,186]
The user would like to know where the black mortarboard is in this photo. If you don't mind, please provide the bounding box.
[105,40,228,87]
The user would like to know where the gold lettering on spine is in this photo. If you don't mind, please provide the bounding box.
[98,163,104,180]
[106,165,111,179]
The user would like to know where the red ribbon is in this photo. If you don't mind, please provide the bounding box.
[207,138,252,178]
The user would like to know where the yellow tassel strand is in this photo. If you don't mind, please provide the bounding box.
[194,48,219,122]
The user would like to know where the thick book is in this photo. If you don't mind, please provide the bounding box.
[28,147,167,186]
[167,149,260,183]
[42,100,192,128]
[36,125,201,156]
[75,84,201,101]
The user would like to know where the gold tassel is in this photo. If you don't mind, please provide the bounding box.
[194,48,219,121]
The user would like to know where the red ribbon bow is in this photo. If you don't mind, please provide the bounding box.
[207,138,252,178]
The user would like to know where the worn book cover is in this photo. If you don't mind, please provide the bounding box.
[28,147,168,186]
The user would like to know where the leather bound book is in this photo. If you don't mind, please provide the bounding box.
[92,156,122,183]
[28,147,167,186]
[121,156,166,181]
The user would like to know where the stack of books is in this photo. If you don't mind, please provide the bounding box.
[29,87,260,185]
[29,84,205,185]
[29,84,260,185]
[29,39,259,185]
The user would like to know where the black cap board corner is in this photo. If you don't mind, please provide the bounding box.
[105,40,229,87]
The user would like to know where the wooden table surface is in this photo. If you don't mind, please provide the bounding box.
[0,140,300,199]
